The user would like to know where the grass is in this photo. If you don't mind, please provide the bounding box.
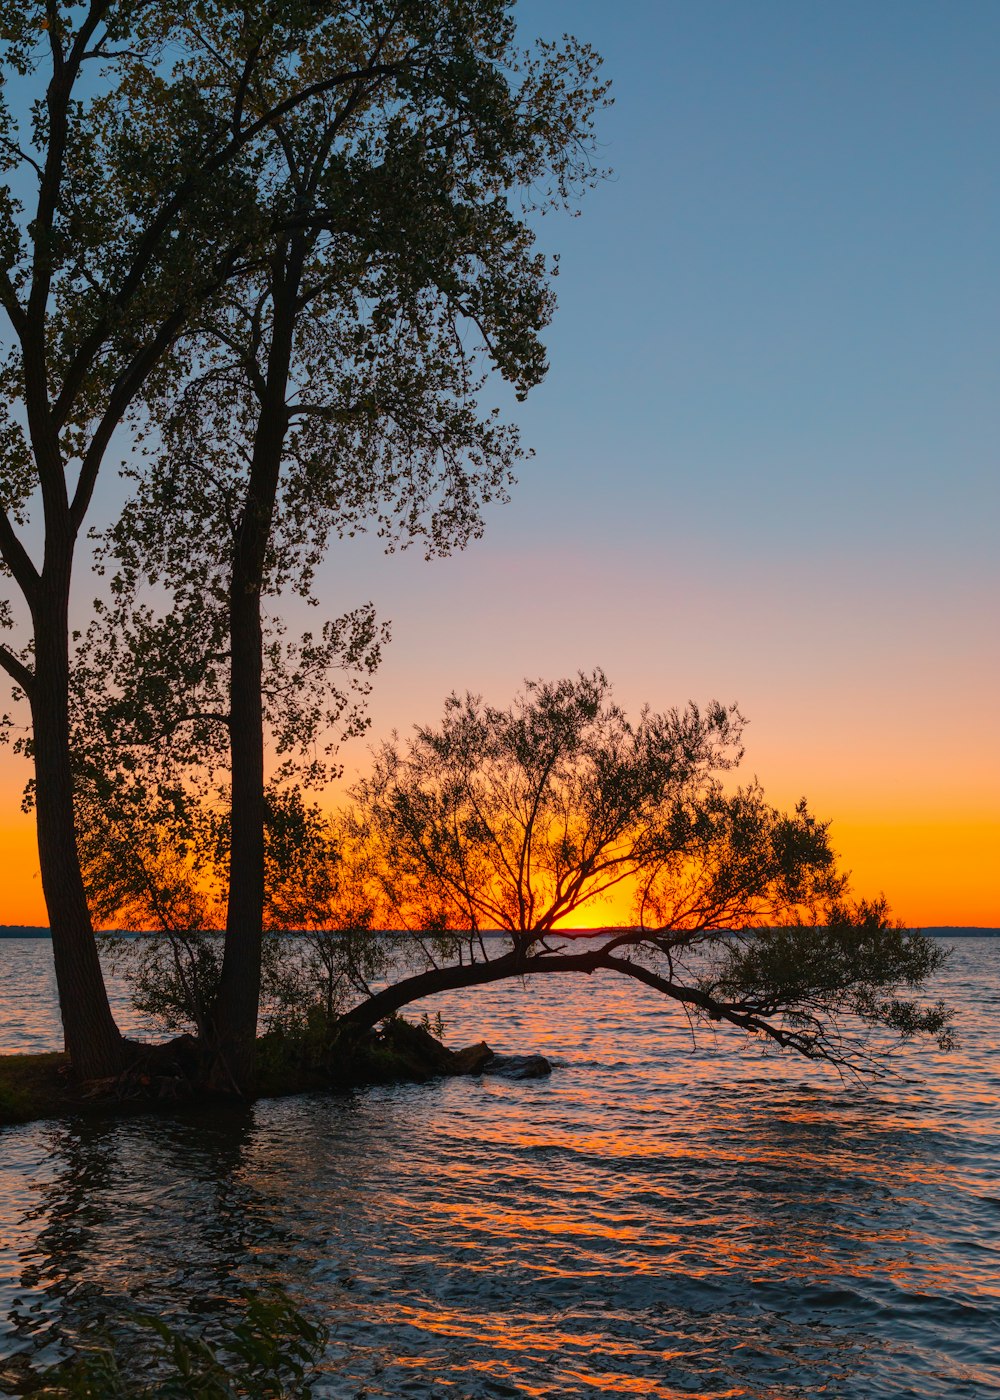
[0,1020,493,1129]
[0,1051,74,1125]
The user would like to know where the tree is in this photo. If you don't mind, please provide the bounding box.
[0,2,607,1080]
[0,2,391,1075]
[335,673,951,1076]
[82,4,605,1090]
[89,673,952,1080]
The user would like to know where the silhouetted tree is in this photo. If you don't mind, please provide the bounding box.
[338,673,951,1075]
[88,673,952,1078]
[0,2,606,1081]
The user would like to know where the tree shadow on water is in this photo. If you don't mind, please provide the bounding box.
[4,1104,298,1373]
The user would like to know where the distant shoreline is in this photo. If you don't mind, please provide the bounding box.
[2,925,999,939]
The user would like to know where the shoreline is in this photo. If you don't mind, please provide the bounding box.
[0,1019,547,1130]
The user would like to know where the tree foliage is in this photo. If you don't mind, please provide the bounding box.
[0,0,608,1078]
[335,673,952,1075]
[353,671,748,934]
[96,673,953,1080]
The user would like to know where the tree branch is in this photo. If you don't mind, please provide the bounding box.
[69,306,188,532]
[0,510,40,603]
[339,939,828,1064]
[54,52,411,429]
[0,268,27,339]
[160,710,231,737]
[0,641,34,697]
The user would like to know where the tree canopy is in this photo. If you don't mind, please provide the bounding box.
[353,673,750,934]
[0,0,608,1080]
[333,673,952,1075]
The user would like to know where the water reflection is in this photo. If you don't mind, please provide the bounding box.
[6,1108,274,1362]
[1,941,999,1396]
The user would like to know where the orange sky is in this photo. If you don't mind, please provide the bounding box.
[2,538,997,930]
[2,744,997,929]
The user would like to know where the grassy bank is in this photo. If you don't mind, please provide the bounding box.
[0,1052,75,1124]
[0,1021,494,1129]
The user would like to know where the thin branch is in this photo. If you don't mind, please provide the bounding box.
[159,710,231,737]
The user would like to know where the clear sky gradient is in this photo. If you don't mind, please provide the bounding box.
[1,1,997,926]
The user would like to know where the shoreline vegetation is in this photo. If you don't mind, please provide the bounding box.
[0,1017,543,1129]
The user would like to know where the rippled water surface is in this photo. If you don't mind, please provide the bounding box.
[1,936,999,1398]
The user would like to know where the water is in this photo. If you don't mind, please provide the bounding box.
[1,936,999,1397]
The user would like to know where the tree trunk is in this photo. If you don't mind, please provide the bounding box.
[209,242,305,1094]
[338,947,613,1031]
[31,585,124,1079]
[211,571,267,1093]
[339,943,783,1048]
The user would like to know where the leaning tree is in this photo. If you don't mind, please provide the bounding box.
[87,672,952,1079]
[333,673,952,1076]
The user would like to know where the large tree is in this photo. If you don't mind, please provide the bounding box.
[64,3,607,1087]
[0,2,606,1079]
[0,0,411,1076]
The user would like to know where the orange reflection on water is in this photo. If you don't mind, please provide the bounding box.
[387,1305,739,1398]
[4,935,998,1399]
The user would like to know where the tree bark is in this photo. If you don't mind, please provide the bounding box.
[31,580,125,1079]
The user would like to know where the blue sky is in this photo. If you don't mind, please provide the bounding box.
[520,0,998,557]
[315,3,998,694]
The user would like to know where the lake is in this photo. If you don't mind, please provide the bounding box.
[1,935,999,1397]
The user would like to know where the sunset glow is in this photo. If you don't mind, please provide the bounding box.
[1,0,997,937]
[1,782,996,931]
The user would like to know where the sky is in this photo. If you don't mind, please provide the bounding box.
[1,0,998,927]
